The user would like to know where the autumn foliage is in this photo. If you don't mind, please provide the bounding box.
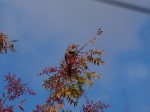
[81,95,110,112]
[33,29,110,112]
[0,73,36,112]
[0,32,36,112]
[0,29,110,112]
[0,33,17,54]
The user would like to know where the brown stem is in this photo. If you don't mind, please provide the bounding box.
[77,30,101,53]
[78,43,88,52]
[0,87,15,109]
[0,94,10,109]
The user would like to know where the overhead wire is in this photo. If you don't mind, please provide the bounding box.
[94,0,150,15]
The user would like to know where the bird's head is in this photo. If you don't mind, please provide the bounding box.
[68,44,79,49]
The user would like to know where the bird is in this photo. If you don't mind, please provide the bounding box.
[65,44,78,65]
[64,44,79,76]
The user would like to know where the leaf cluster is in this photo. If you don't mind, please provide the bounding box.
[36,42,105,111]
[0,33,17,54]
[81,97,111,112]
[0,73,36,112]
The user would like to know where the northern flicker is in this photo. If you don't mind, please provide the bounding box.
[65,44,77,65]
[65,44,78,76]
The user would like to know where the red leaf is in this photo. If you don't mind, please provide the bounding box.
[20,99,27,104]
[18,105,25,112]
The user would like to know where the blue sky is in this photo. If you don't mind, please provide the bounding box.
[0,0,150,112]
